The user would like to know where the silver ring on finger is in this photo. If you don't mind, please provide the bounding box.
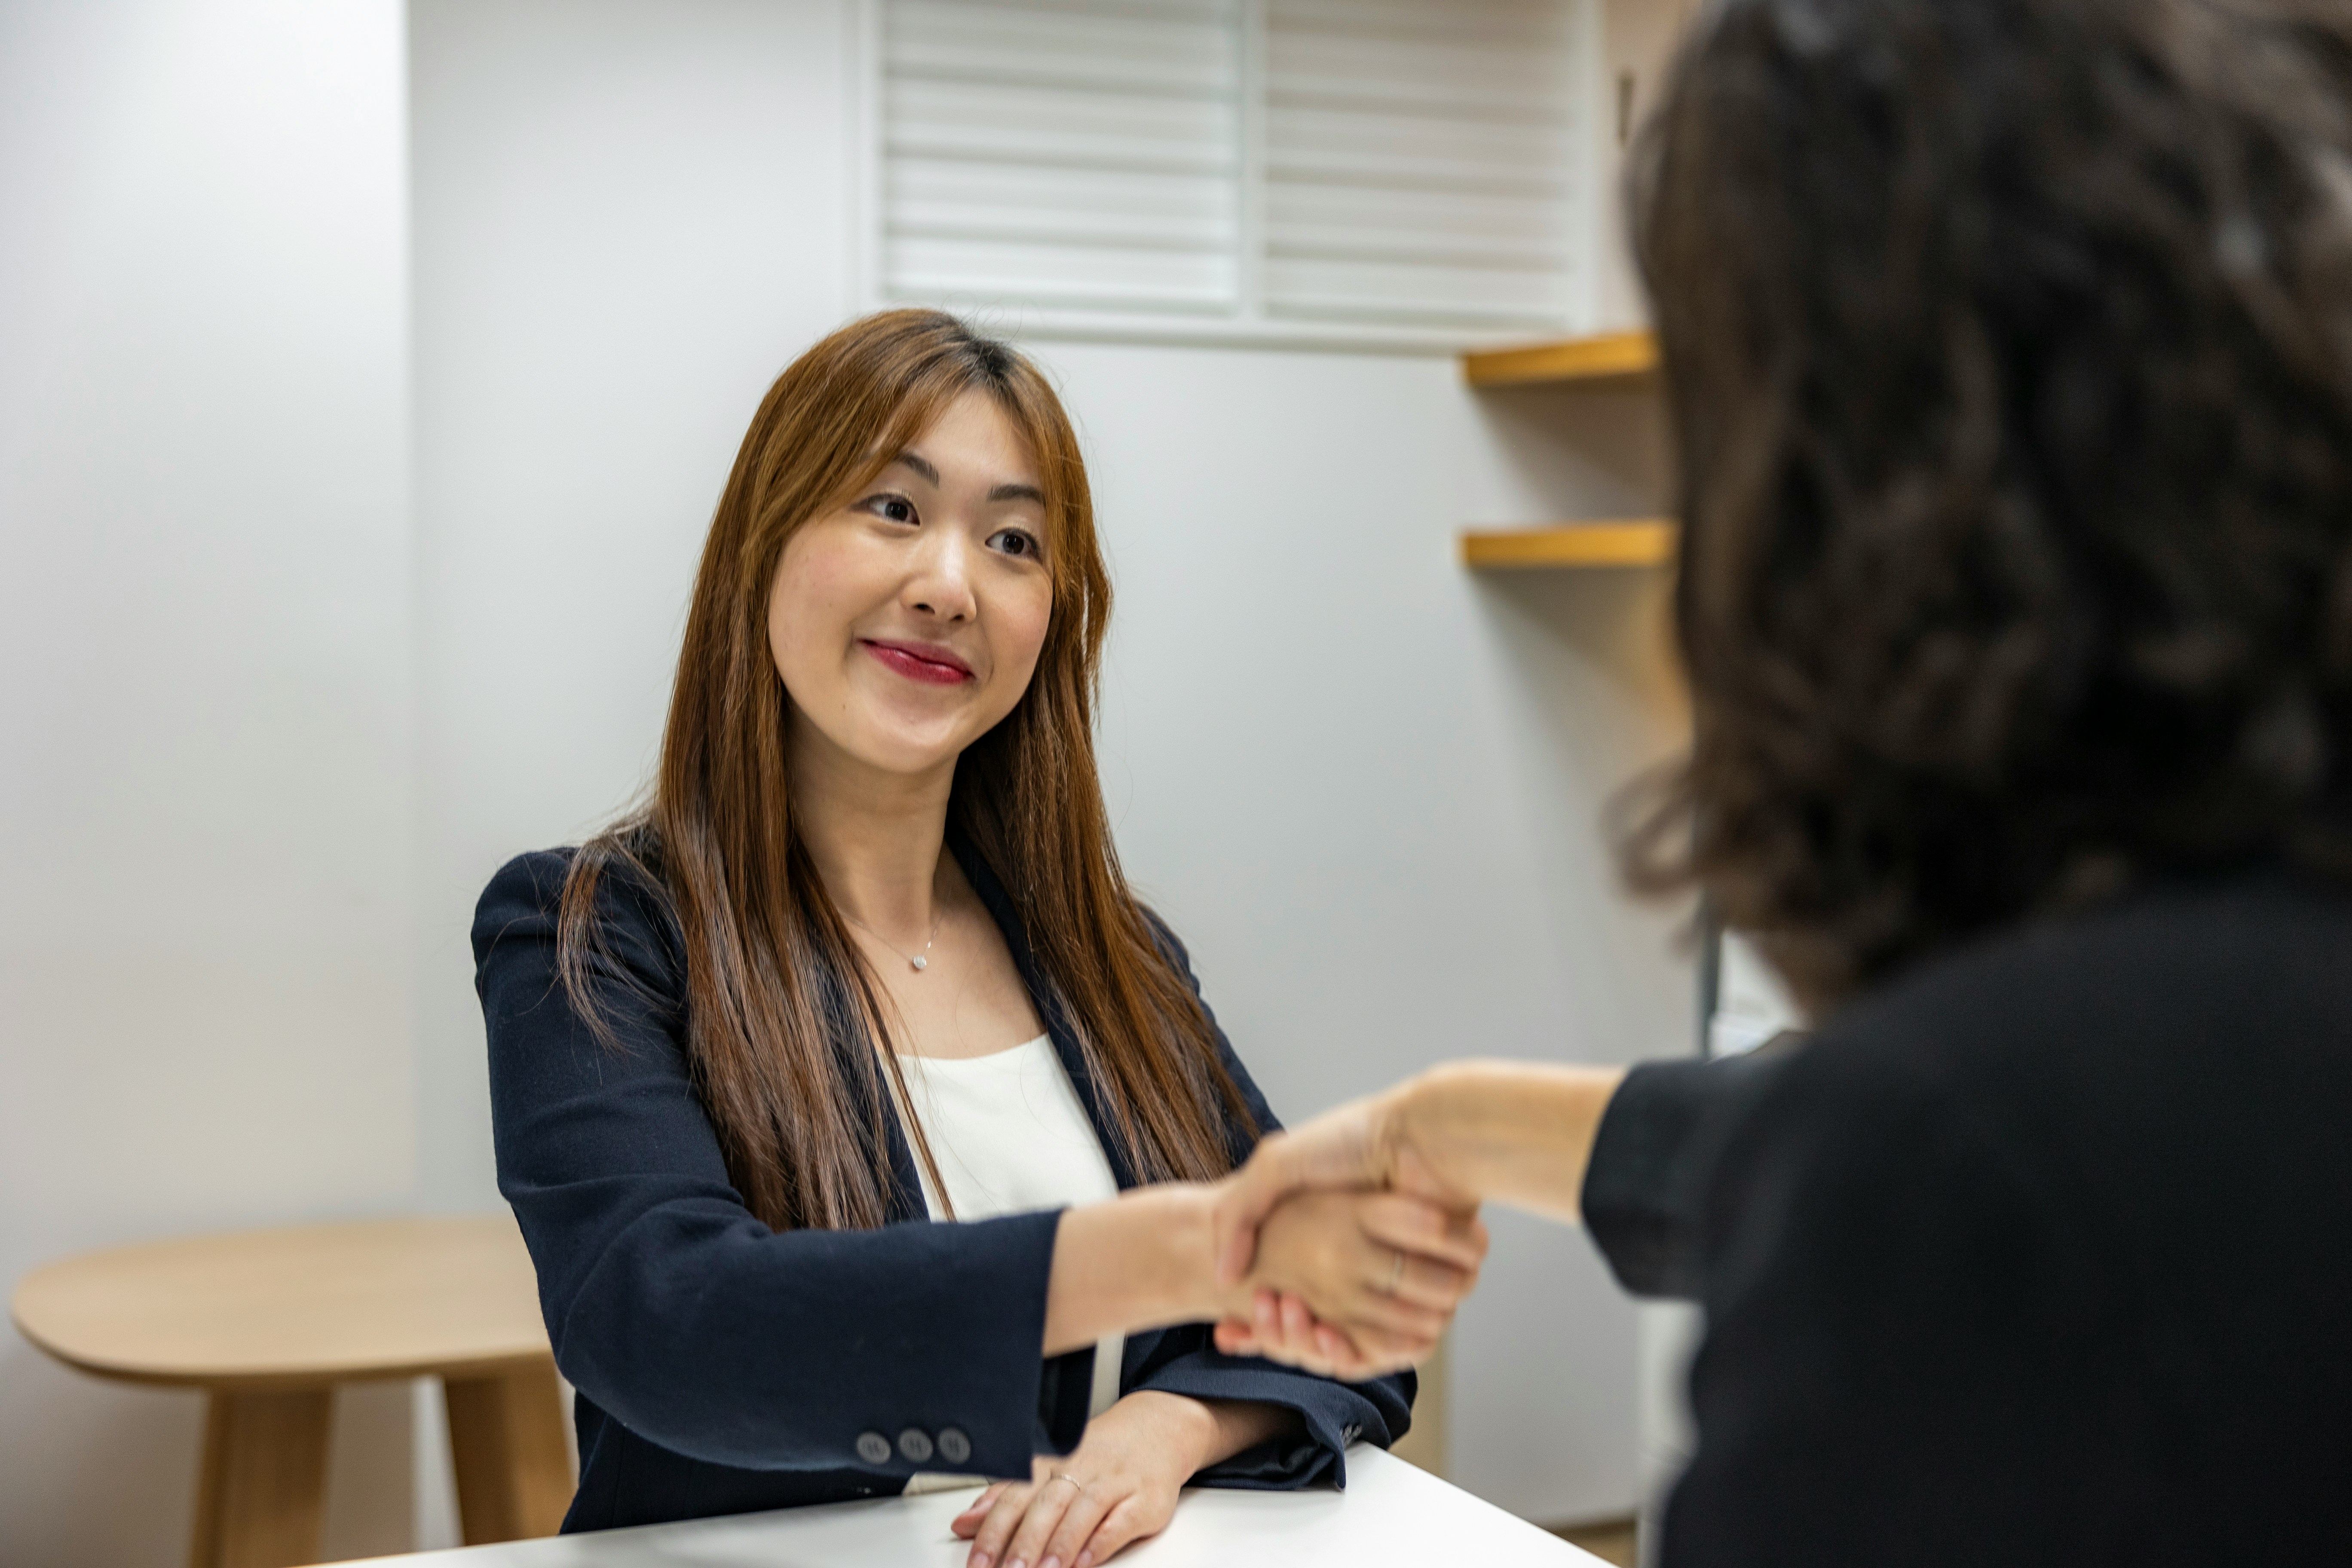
[1048,1471,1086,1495]
[1385,1246,1406,1295]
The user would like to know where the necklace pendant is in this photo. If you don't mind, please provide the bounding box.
[910,956,928,972]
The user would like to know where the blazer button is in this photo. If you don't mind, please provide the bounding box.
[897,1427,934,1463]
[936,1427,972,1465]
[855,1431,892,1464]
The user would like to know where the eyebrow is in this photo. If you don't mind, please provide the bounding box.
[889,451,1044,508]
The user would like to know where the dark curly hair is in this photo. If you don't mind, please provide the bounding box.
[1624,0,2352,1008]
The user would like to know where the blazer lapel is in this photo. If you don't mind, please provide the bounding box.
[815,957,931,1223]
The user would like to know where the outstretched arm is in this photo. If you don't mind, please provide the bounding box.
[1215,1051,1810,1365]
[1213,1061,1626,1284]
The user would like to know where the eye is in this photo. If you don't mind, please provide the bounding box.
[989,527,1044,561]
[861,492,919,526]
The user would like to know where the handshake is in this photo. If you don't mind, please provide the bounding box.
[1060,1062,1613,1381]
[1201,1074,1490,1383]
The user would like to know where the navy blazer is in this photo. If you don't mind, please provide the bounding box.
[474,839,1414,1534]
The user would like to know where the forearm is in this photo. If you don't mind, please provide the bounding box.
[1045,1185,1225,1354]
[1396,1061,1626,1223]
[524,1199,1066,1473]
[1112,1390,1299,1477]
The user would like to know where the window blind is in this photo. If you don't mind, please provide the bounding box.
[882,0,1244,314]
[876,0,1586,340]
[1263,0,1579,330]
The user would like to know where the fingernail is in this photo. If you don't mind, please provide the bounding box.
[969,1555,990,1568]
[1043,1558,1062,1568]
[1078,1555,1093,1568]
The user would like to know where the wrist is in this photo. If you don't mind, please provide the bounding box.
[1399,1060,1626,1220]
[1391,1065,1475,1194]
[1111,1390,1224,1474]
[1112,1392,1290,1475]
[1098,1182,1225,1325]
[1046,1184,1225,1355]
[1153,1182,1225,1323]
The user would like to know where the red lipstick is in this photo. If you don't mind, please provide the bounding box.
[861,638,975,686]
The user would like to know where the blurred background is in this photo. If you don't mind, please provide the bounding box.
[0,0,1716,1559]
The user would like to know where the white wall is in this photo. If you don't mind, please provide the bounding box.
[0,1,417,1561]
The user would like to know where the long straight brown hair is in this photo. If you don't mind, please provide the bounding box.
[558,309,1253,1232]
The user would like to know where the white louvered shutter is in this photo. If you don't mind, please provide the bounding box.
[882,0,1245,315]
[1262,0,1580,331]
[876,0,1586,340]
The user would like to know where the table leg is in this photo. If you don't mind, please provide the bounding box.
[187,1388,333,1568]
[443,1359,572,1544]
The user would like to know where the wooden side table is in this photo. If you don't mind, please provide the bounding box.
[10,1215,573,1568]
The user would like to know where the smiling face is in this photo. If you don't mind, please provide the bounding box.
[769,388,1055,787]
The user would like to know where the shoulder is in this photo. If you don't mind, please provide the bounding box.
[1712,899,2129,1234]
[1785,869,2352,1115]
[475,847,576,925]
[471,842,683,980]
[472,847,583,952]
[1707,872,2352,1301]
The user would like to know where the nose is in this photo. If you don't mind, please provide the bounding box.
[904,523,977,624]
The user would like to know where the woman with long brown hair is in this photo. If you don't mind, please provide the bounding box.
[473,309,1483,1566]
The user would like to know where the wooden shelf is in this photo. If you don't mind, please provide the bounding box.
[1461,521,1677,570]
[1462,330,1658,389]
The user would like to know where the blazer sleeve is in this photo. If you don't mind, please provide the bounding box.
[1580,1043,1798,1301]
[475,850,1074,1482]
[1123,913,1417,1492]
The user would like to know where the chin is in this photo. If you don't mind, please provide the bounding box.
[842,719,974,778]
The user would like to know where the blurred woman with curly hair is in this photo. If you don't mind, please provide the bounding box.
[1216,0,2352,1560]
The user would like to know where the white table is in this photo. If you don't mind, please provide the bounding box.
[342,1447,1604,1567]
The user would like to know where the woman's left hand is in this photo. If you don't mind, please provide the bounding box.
[952,1391,1207,1568]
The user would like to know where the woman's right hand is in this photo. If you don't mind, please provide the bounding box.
[1220,1187,1485,1380]
[1210,1079,1466,1288]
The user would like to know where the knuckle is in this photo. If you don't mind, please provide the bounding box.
[1056,1510,1106,1555]
[986,1497,1030,1539]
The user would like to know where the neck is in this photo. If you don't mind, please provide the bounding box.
[785,709,957,943]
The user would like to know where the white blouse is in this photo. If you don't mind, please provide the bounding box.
[891,1035,1127,1488]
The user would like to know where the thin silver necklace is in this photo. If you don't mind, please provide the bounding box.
[844,909,942,973]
